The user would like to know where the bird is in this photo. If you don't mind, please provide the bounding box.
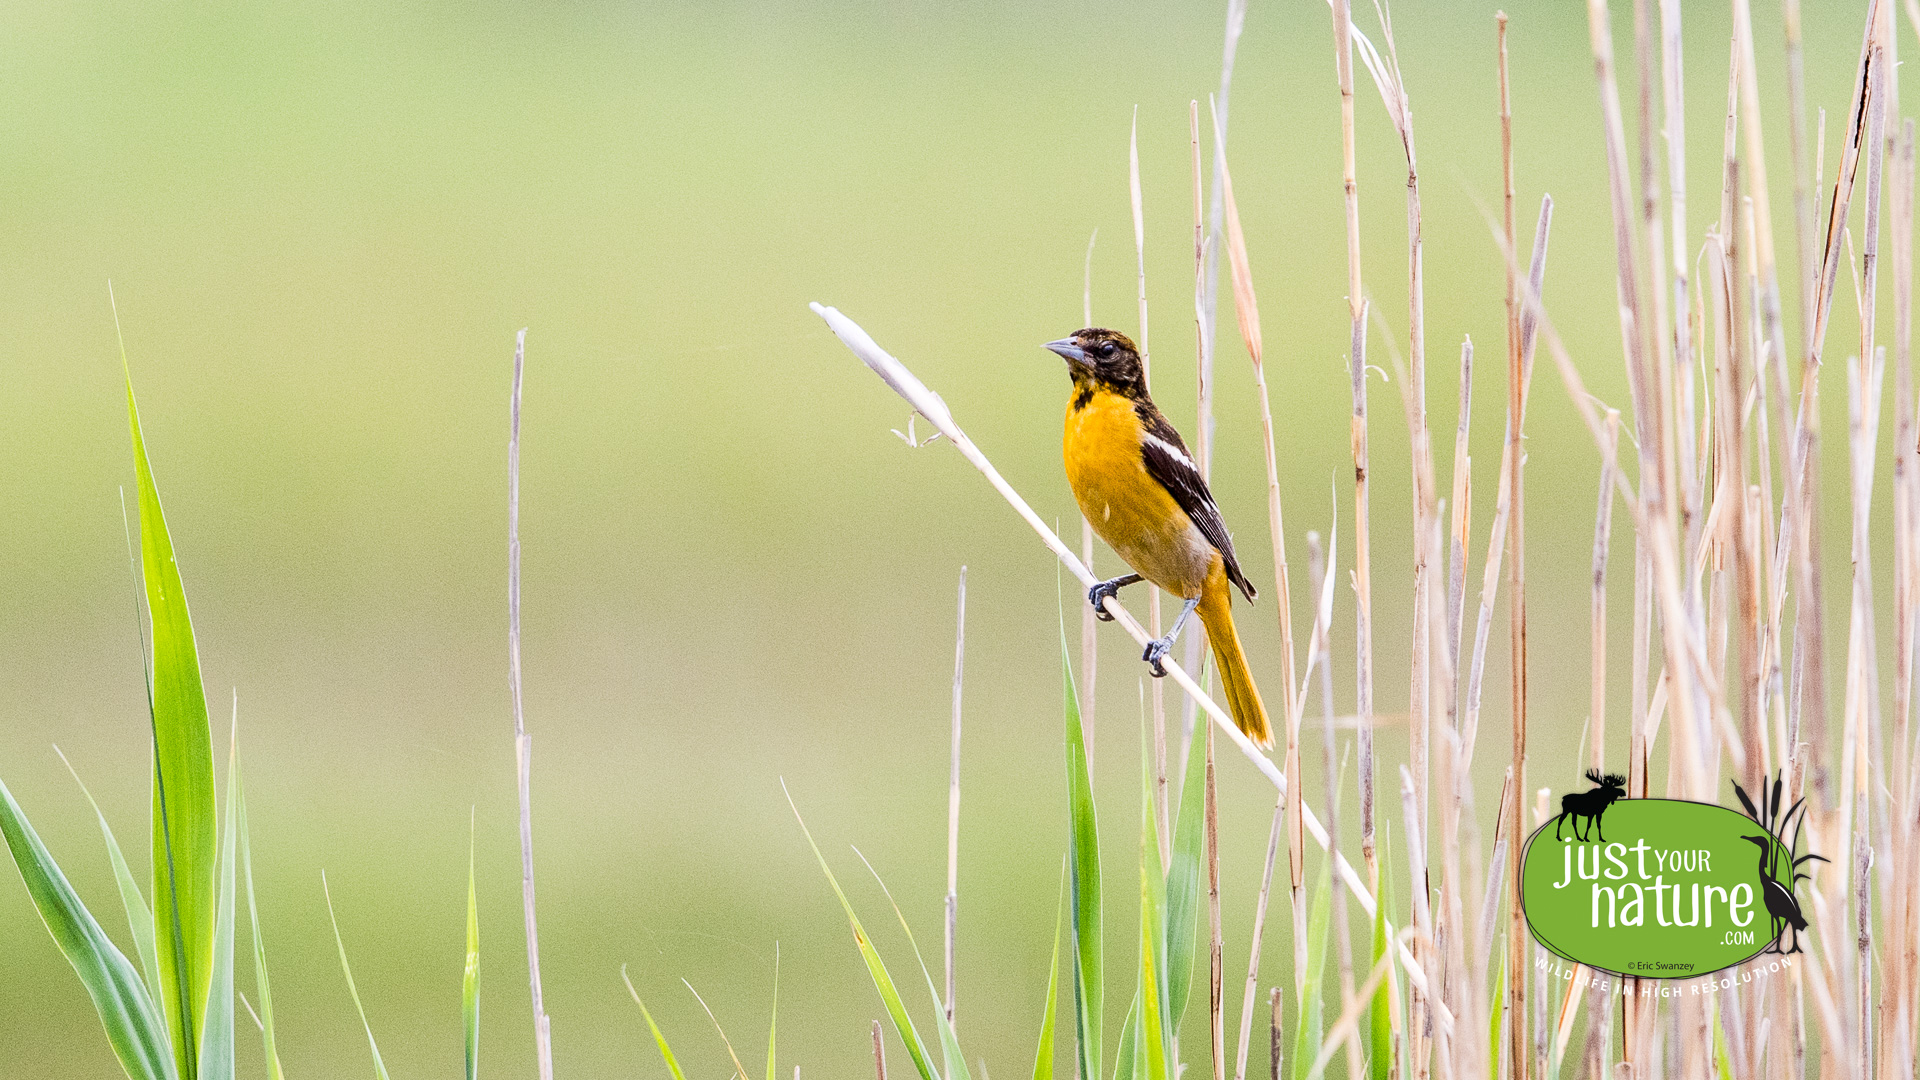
[1045,328,1272,749]
[1740,834,1808,955]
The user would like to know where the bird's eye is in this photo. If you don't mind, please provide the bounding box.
[1095,341,1115,358]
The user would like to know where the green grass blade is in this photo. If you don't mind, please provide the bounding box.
[784,784,942,1080]
[1485,958,1503,1080]
[0,776,176,1080]
[1163,719,1208,1031]
[58,748,164,1011]
[623,968,691,1080]
[1137,722,1170,1080]
[465,812,480,1080]
[195,729,238,1080]
[1291,847,1334,1080]
[765,946,779,1080]
[322,873,392,1080]
[126,366,218,1080]
[1031,865,1066,1080]
[236,756,282,1080]
[851,849,972,1080]
[1061,625,1102,1080]
[1111,992,1139,1080]
[1368,825,1395,1080]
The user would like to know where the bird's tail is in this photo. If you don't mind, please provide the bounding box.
[1197,586,1272,749]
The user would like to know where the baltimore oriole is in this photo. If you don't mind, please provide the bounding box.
[1045,328,1273,749]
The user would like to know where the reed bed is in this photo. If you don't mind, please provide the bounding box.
[807,1,1920,1078]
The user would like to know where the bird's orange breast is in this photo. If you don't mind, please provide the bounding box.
[1064,389,1217,597]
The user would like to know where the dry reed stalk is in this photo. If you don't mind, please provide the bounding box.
[507,328,555,1080]
[1846,9,1895,1071]
[1269,988,1282,1080]
[1371,309,1441,1078]
[1448,340,1472,692]
[1397,766,1434,1080]
[1207,727,1225,1080]
[1888,114,1918,1080]
[1460,200,1552,772]
[1472,767,1514,1034]
[1331,0,1377,900]
[1179,1,1248,776]
[1593,410,1622,778]
[1733,0,1794,495]
[1585,405,1621,1080]
[1129,108,1172,874]
[1304,533,1364,1080]
[1660,0,1694,515]
[1082,231,1100,761]
[1634,0,1683,612]
[1236,791,1282,1080]
[1723,167,1766,811]
[1791,6,1885,822]
[1206,98,1316,1051]
[945,566,965,1028]
[1350,17,1438,1070]
[1180,101,1212,770]
[1496,16,1529,1079]
[1425,512,1472,1080]
[872,1019,888,1080]
[811,305,1440,993]
[1442,339,1476,1080]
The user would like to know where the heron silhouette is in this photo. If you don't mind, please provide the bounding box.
[1731,771,1827,956]
[1741,834,1808,954]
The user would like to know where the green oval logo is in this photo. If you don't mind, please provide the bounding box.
[1520,798,1801,977]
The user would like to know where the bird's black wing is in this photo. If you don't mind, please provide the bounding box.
[1135,401,1257,602]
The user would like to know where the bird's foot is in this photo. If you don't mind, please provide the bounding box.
[1087,574,1140,622]
[1143,635,1174,678]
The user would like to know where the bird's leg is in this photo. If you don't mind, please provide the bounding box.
[1087,574,1144,622]
[1143,596,1201,677]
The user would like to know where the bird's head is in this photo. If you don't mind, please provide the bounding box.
[1045,328,1147,397]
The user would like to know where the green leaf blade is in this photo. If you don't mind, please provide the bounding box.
[465,816,480,1080]
[1032,865,1067,1080]
[623,970,691,1080]
[1062,633,1102,1080]
[323,874,392,1080]
[786,788,942,1080]
[0,776,176,1080]
[127,376,218,1080]
[195,734,239,1080]
[60,750,164,1012]
[1163,725,1209,1030]
[236,762,283,1080]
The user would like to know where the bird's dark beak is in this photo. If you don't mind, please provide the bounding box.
[1044,338,1087,364]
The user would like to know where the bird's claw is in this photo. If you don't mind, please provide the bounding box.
[1088,582,1119,621]
[1143,637,1173,678]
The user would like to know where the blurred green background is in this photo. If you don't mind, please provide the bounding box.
[0,1,1889,1076]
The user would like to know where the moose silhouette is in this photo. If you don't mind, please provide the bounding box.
[1553,769,1628,842]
